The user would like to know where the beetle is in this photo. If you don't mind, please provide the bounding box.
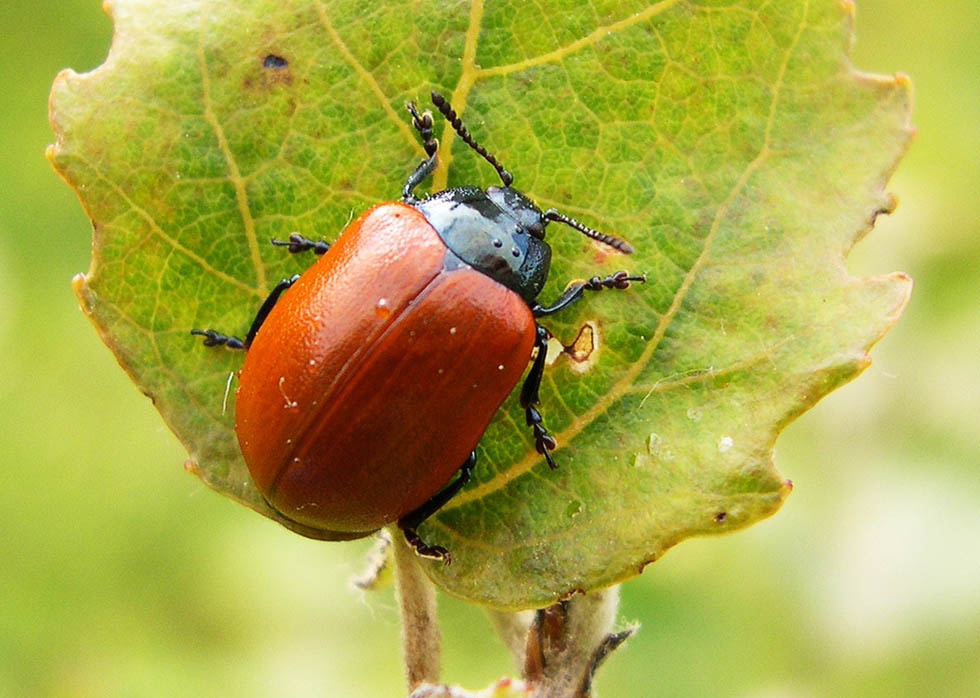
[192,91,643,562]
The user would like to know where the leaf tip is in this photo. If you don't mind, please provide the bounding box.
[71,273,93,315]
[885,271,914,319]
[48,67,78,100]
[46,69,75,155]
[635,555,657,576]
[861,270,913,328]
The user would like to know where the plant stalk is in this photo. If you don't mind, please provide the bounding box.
[391,527,442,692]
[522,586,632,698]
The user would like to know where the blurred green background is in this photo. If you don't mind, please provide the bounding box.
[2,1,977,696]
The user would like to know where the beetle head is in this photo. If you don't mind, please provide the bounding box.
[486,186,546,240]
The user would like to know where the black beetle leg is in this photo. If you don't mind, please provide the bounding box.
[242,275,300,347]
[398,451,476,564]
[402,101,439,203]
[271,233,330,255]
[189,328,245,349]
[531,271,646,318]
[521,324,558,469]
[191,274,300,351]
[521,273,644,463]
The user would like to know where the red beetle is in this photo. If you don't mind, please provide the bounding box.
[193,92,643,561]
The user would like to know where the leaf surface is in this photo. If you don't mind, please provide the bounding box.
[50,0,912,608]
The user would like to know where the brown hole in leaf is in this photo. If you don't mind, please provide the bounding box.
[250,53,292,87]
[547,321,600,374]
[263,54,288,69]
[566,322,596,362]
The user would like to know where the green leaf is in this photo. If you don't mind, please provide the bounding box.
[49,0,911,609]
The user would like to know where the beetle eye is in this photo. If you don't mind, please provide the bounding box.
[527,219,545,239]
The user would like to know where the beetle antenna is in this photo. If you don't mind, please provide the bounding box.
[430,91,514,187]
[543,209,635,254]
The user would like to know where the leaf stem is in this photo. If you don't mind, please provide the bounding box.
[522,586,632,698]
[391,526,442,692]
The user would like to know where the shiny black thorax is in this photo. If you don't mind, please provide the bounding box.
[414,185,551,304]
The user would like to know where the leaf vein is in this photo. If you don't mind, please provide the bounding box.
[311,0,421,154]
[432,0,485,191]
[431,487,780,553]
[88,166,259,296]
[477,0,686,80]
[196,8,266,293]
